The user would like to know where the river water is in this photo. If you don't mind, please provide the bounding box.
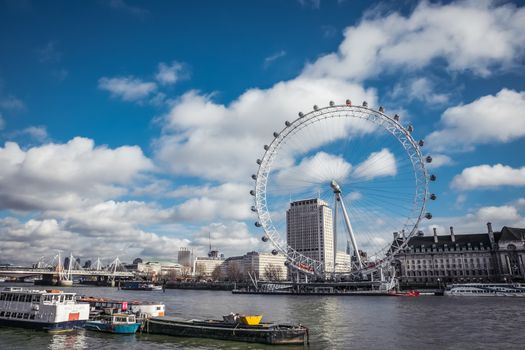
[1,284,524,350]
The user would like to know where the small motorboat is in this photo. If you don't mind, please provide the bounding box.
[84,314,141,334]
[388,290,420,297]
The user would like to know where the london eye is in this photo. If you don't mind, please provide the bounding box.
[250,100,436,279]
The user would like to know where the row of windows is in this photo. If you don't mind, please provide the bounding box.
[0,311,36,320]
[0,293,73,303]
[405,270,492,277]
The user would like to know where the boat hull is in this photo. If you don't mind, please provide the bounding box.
[0,318,85,332]
[84,321,140,334]
[145,317,307,345]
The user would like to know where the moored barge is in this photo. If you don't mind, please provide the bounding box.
[144,316,308,345]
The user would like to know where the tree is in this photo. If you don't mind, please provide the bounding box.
[227,262,243,282]
[264,264,284,281]
[194,263,206,279]
[211,265,223,281]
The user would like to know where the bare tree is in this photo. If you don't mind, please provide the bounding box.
[211,265,223,281]
[227,262,243,282]
[194,263,206,279]
[264,264,283,281]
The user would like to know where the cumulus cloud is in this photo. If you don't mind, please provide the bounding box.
[155,61,189,85]
[192,221,262,257]
[303,1,525,81]
[427,89,525,152]
[154,78,376,182]
[0,137,153,211]
[98,76,157,101]
[352,148,397,180]
[452,164,525,190]
[423,203,525,236]
[391,77,450,105]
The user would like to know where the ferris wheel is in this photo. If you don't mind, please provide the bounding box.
[250,100,436,279]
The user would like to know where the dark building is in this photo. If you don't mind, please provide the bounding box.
[393,223,525,287]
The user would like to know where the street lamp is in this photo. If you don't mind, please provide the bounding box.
[437,278,441,290]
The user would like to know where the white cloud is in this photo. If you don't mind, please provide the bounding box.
[155,61,189,85]
[192,222,262,257]
[154,78,377,182]
[109,0,148,16]
[21,126,48,142]
[391,77,450,105]
[427,154,453,169]
[352,148,397,180]
[422,203,525,236]
[275,152,352,188]
[0,137,153,211]
[0,95,25,110]
[427,89,525,152]
[264,50,287,67]
[452,164,525,190]
[303,1,525,81]
[98,76,157,101]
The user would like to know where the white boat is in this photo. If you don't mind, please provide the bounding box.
[0,287,90,332]
[445,283,525,297]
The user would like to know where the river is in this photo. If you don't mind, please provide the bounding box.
[1,284,524,349]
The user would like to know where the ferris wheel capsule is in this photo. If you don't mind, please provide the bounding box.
[394,114,400,121]
[285,121,291,127]
[313,105,319,111]
[256,159,262,165]
[251,174,257,180]
[426,156,432,163]
[379,106,384,113]
[298,112,304,118]
[249,190,255,196]
[430,194,437,200]
[362,101,368,107]
[273,132,279,138]
[430,174,437,181]
[407,125,414,133]
[251,206,257,212]
[418,140,424,147]
[345,99,352,106]
[264,145,269,151]
[262,236,269,242]
[255,221,262,227]
[271,249,278,255]
[329,101,335,107]
[425,213,433,220]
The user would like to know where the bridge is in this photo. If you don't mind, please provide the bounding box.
[0,267,133,278]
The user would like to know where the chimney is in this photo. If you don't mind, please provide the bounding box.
[450,226,455,243]
[393,231,399,240]
[487,222,495,249]
[433,227,438,243]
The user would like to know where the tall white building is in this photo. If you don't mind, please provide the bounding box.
[286,198,334,273]
[177,248,191,267]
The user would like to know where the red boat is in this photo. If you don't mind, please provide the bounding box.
[387,290,420,297]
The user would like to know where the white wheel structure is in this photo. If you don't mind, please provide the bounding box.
[250,100,436,280]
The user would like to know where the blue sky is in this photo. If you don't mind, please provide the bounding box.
[0,0,524,264]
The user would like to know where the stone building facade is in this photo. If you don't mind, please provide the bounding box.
[393,223,525,286]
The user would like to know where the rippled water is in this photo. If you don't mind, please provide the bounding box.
[1,284,524,349]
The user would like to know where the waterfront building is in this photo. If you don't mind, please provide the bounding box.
[286,198,334,273]
[136,261,182,280]
[243,251,287,281]
[177,248,192,267]
[193,256,224,278]
[335,251,351,273]
[392,223,525,286]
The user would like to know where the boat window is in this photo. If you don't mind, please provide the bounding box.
[5,312,10,317]
[23,313,29,319]
[157,306,161,310]
[65,294,73,301]
[32,295,41,303]
[0,311,4,317]
[29,315,35,320]
[0,293,5,301]
[17,313,23,318]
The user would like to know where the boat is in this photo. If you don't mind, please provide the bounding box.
[0,287,89,332]
[78,297,165,319]
[387,290,420,297]
[144,316,309,345]
[445,283,525,297]
[120,281,163,291]
[84,313,141,334]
